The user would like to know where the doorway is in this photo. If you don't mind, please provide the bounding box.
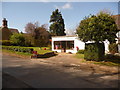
[61,41,66,52]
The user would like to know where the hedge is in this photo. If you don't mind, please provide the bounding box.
[108,43,118,54]
[84,43,105,61]
[2,46,34,53]
[0,40,12,46]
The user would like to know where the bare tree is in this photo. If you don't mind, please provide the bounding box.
[25,22,36,34]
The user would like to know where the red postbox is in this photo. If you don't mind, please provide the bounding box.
[76,46,79,51]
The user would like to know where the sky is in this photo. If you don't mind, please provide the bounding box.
[0,1,119,34]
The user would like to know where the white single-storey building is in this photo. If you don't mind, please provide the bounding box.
[51,35,111,53]
[52,36,84,53]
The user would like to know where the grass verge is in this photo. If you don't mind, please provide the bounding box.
[1,46,53,58]
[74,54,120,66]
[2,49,32,58]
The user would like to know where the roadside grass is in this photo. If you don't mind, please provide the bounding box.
[1,46,53,58]
[2,49,32,55]
[75,54,84,59]
[2,46,52,54]
[75,54,120,66]
[2,49,32,58]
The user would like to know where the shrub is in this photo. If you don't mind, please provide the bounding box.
[84,43,105,61]
[108,43,118,54]
[2,46,33,54]
[10,33,25,46]
[77,50,84,54]
[0,40,11,46]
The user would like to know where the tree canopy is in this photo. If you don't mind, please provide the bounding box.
[24,22,51,47]
[49,9,66,36]
[10,33,25,46]
[76,12,118,43]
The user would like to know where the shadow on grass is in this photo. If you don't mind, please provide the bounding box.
[86,54,120,66]
[104,54,120,64]
[76,53,120,66]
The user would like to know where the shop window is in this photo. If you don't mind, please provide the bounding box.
[54,41,61,49]
[66,41,74,50]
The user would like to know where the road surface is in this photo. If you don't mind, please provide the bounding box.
[2,53,119,88]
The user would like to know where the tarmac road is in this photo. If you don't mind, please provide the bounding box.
[2,72,33,88]
[2,53,119,88]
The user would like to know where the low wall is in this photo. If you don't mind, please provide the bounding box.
[37,52,56,58]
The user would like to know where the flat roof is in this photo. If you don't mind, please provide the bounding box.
[52,35,77,38]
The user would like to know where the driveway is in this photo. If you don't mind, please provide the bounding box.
[2,53,119,88]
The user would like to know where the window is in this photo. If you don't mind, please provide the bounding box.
[54,41,61,49]
[66,41,74,50]
[54,41,74,50]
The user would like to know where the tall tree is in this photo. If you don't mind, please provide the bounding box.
[76,11,119,61]
[49,9,66,36]
[76,11,118,43]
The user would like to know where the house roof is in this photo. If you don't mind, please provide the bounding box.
[9,28,19,33]
[52,35,77,38]
[112,14,120,30]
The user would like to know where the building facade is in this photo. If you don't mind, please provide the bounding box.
[52,36,110,53]
[52,36,84,53]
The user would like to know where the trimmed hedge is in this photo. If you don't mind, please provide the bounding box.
[77,50,84,54]
[2,46,33,53]
[0,40,11,46]
[84,43,105,61]
[108,43,118,54]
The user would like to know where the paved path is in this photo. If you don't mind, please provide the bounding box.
[2,53,119,88]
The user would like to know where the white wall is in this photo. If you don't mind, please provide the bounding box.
[118,44,120,53]
[74,38,85,53]
[104,40,109,53]
[52,36,111,54]
[52,36,81,53]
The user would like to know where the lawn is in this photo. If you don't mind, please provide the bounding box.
[75,53,120,66]
[29,47,52,54]
[1,46,53,58]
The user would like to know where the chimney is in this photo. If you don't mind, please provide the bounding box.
[2,18,8,27]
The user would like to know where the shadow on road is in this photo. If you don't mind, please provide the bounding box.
[2,72,34,89]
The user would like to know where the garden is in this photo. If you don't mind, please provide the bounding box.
[75,49,120,66]
[75,11,120,66]
[1,45,54,58]
[1,9,120,66]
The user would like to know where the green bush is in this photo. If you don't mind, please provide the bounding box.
[2,46,34,54]
[0,40,11,46]
[10,33,25,46]
[77,50,84,54]
[84,43,105,61]
[108,43,118,54]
